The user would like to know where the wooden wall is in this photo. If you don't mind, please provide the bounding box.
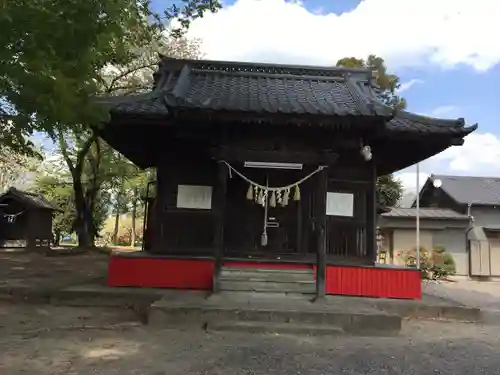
[149,144,217,255]
[0,198,53,248]
[326,161,375,262]
[147,126,377,263]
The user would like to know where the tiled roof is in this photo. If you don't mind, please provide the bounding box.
[160,61,393,117]
[102,58,476,136]
[0,187,61,211]
[106,59,394,118]
[428,175,500,206]
[386,111,475,135]
[97,92,169,116]
[381,207,469,220]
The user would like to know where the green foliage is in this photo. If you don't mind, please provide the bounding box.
[55,30,202,247]
[376,175,403,207]
[398,246,456,280]
[34,175,75,242]
[2,0,218,245]
[336,54,407,110]
[1,0,220,155]
[165,0,222,38]
[1,0,160,149]
[432,245,446,254]
[430,247,456,279]
[0,148,40,192]
[100,214,145,247]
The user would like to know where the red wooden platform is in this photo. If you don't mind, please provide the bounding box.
[108,253,421,300]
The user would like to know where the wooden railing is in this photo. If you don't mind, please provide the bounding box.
[326,220,367,259]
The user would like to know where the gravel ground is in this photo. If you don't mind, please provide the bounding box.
[424,279,500,310]
[0,251,109,291]
[1,303,499,375]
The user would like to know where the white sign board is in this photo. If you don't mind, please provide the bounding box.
[176,185,212,210]
[326,192,354,217]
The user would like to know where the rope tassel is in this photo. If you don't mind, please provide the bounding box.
[269,191,276,207]
[261,231,268,246]
[293,185,301,201]
[282,189,290,206]
[246,184,253,200]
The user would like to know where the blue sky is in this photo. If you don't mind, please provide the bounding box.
[169,0,500,191]
[40,0,499,193]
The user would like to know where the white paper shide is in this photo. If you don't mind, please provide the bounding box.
[176,185,212,210]
[326,192,354,217]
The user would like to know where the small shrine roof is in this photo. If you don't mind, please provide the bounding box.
[0,187,61,211]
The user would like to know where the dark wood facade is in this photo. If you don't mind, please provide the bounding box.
[139,127,379,264]
[98,58,476,293]
[0,188,60,249]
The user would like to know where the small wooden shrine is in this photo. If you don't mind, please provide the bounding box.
[0,187,61,249]
[98,58,476,299]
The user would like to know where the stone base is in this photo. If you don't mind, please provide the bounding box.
[149,291,402,336]
[219,267,316,294]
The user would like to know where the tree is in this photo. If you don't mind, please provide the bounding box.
[122,166,152,247]
[34,176,75,246]
[376,175,403,207]
[1,0,220,155]
[336,55,407,110]
[0,148,39,192]
[336,55,405,206]
[53,31,205,248]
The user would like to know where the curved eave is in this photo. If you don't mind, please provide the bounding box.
[386,110,478,136]
[375,114,478,175]
[94,93,170,117]
[396,110,466,127]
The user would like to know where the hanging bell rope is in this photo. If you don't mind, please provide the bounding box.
[261,174,269,246]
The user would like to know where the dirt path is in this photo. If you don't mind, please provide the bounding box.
[0,302,499,375]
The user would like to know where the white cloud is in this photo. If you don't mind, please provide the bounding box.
[188,0,500,71]
[396,172,430,193]
[430,105,460,117]
[396,132,500,193]
[398,79,424,93]
[436,132,500,173]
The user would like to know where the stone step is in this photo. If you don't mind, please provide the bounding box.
[220,267,316,293]
[220,275,315,283]
[220,271,315,283]
[222,267,314,275]
[206,320,344,336]
[219,280,315,294]
[148,297,402,336]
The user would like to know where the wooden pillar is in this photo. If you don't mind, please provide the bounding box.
[213,161,228,293]
[149,169,164,254]
[366,162,377,264]
[315,167,328,300]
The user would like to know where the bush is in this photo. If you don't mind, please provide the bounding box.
[397,246,456,280]
[430,250,456,279]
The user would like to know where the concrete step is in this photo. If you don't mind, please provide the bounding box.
[220,267,316,293]
[219,280,315,294]
[222,267,314,275]
[206,320,344,336]
[148,295,402,336]
[220,272,314,283]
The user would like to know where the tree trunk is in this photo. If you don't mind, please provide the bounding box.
[130,187,138,248]
[54,231,61,247]
[73,175,93,248]
[58,131,97,249]
[112,189,122,244]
